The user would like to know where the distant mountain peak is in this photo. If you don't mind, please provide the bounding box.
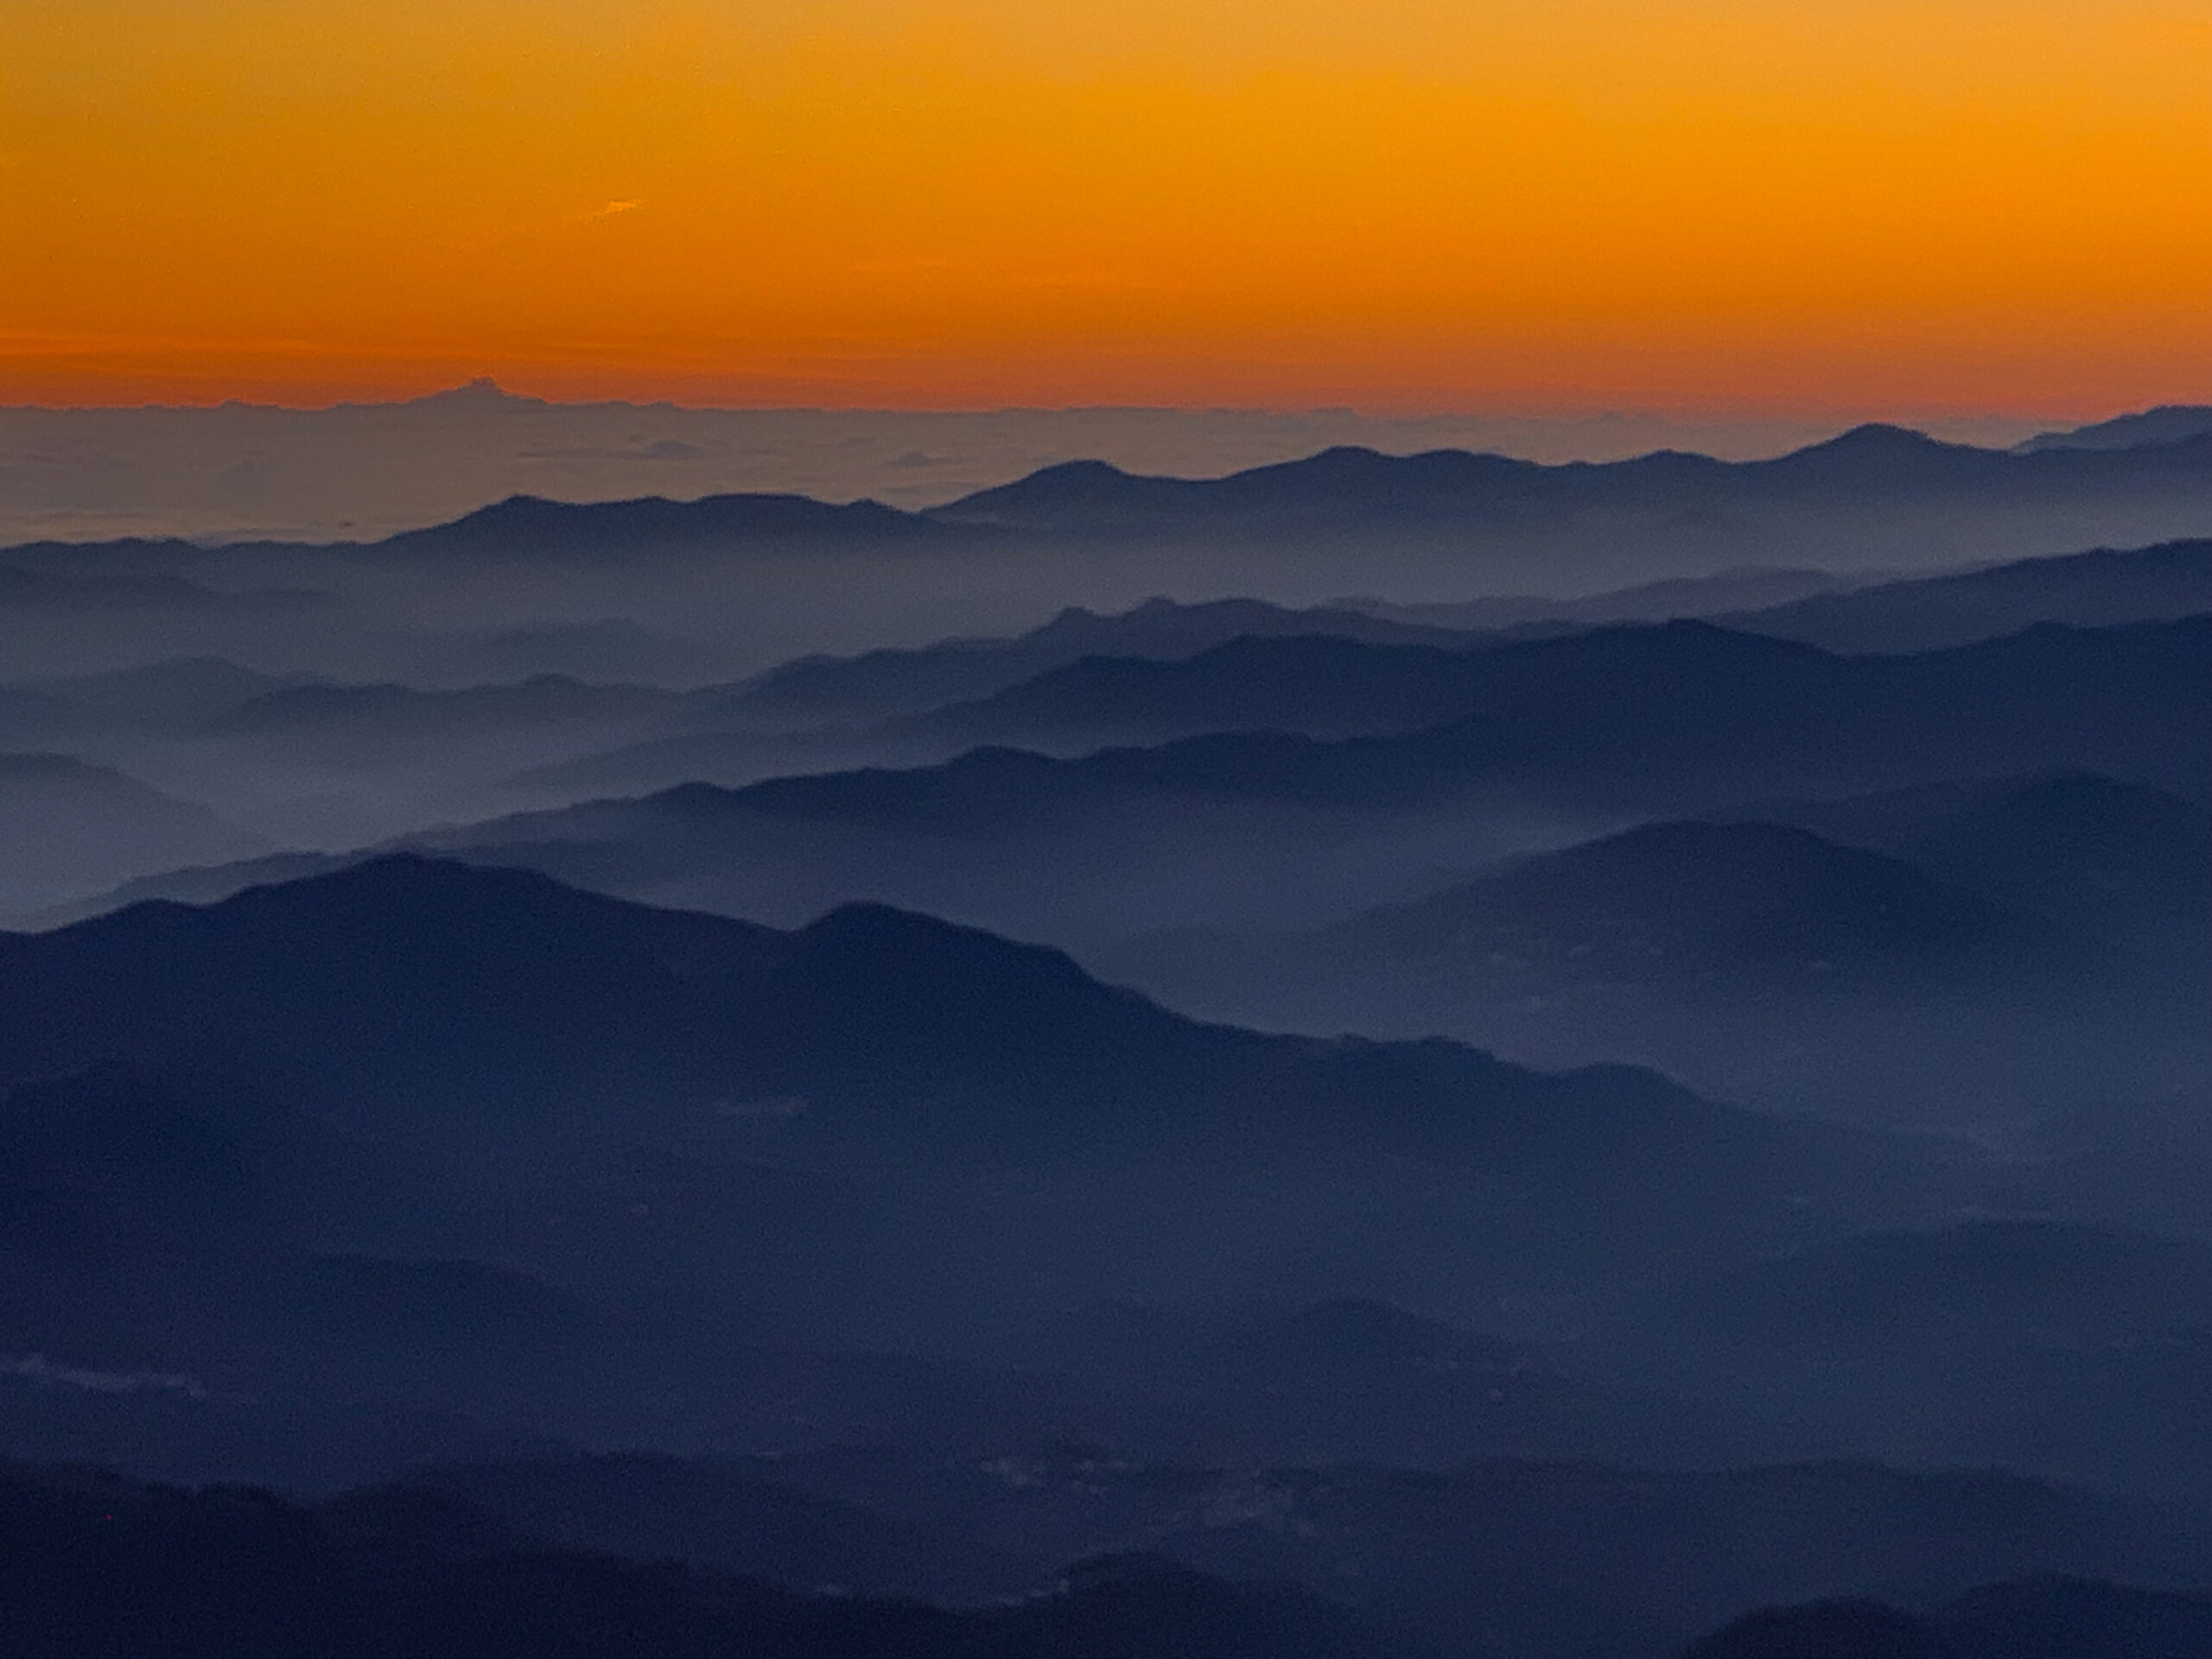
[1832,421,1944,444]
[410,377,543,409]
[1301,443,1393,467]
[1789,422,1962,458]
[1028,458,1132,483]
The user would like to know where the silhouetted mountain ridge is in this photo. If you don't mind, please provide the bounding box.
[0,1459,1409,1659]
[928,429,2212,542]
[385,490,954,556]
[1681,1575,2212,1659]
[0,854,1802,1177]
[685,595,1481,732]
[2018,404,2212,453]
[1728,537,2212,652]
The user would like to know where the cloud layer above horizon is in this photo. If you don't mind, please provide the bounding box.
[4,0,2209,412]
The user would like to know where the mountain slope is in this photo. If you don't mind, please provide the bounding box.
[1756,772,2212,931]
[1728,538,2212,652]
[884,634,1529,755]
[76,613,2212,944]
[0,854,1788,1173]
[0,854,1962,1363]
[756,1448,2212,1659]
[2018,405,2212,452]
[924,429,2212,583]
[0,1461,1410,1659]
[686,595,1483,732]
[7,658,317,731]
[0,858,1968,1491]
[512,598,1497,797]
[577,614,2212,836]
[378,489,957,560]
[1306,820,2048,993]
[0,753,264,912]
[1683,1577,2212,1659]
[1083,817,2129,1127]
[930,429,2032,535]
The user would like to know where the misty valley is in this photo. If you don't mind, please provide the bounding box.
[10,410,2212,1657]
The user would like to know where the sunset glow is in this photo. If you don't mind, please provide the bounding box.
[7,0,2210,410]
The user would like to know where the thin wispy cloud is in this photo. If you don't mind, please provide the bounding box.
[3,1353,208,1400]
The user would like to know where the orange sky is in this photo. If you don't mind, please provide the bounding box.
[5,0,2210,412]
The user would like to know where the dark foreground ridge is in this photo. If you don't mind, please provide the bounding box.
[0,1460,1404,1659]
[3,1458,2208,1659]
[1682,1577,2212,1659]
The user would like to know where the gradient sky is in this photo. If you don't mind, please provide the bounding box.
[5,0,2209,412]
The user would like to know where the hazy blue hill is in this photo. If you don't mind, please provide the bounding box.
[0,854,1802,1181]
[0,1061,1129,1489]
[887,635,1519,753]
[501,598,1493,798]
[593,613,2212,844]
[931,446,1561,533]
[206,674,680,737]
[2018,404,2212,452]
[932,429,2018,536]
[684,594,1481,731]
[0,535,213,569]
[1654,1220,2212,1502]
[1017,1295,1762,1470]
[0,856,788,1135]
[74,612,2212,945]
[0,562,308,613]
[13,420,2212,624]
[1727,537,2212,652]
[65,613,2212,950]
[683,621,1849,829]
[1759,772,2212,930]
[1348,565,1859,631]
[1700,1220,2212,1349]
[0,1064,685,1484]
[1089,817,2082,1125]
[761,1448,2212,1659]
[0,853,1971,1440]
[9,657,318,729]
[1745,423,2005,490]
[379,489,957,559]
[0,752,264,912]
[1680,1599,1955,1659]
[24,849,359,926]
[1681,1577,2212,1659]
[1937,1574,2212,1659]
[1159,1460,2212,1658]
[1308,820,2044,993]
[307,1442,2212,1659]
[504,726,868,798]
[929,427,2212,542]
[391,1452,1048,1600]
